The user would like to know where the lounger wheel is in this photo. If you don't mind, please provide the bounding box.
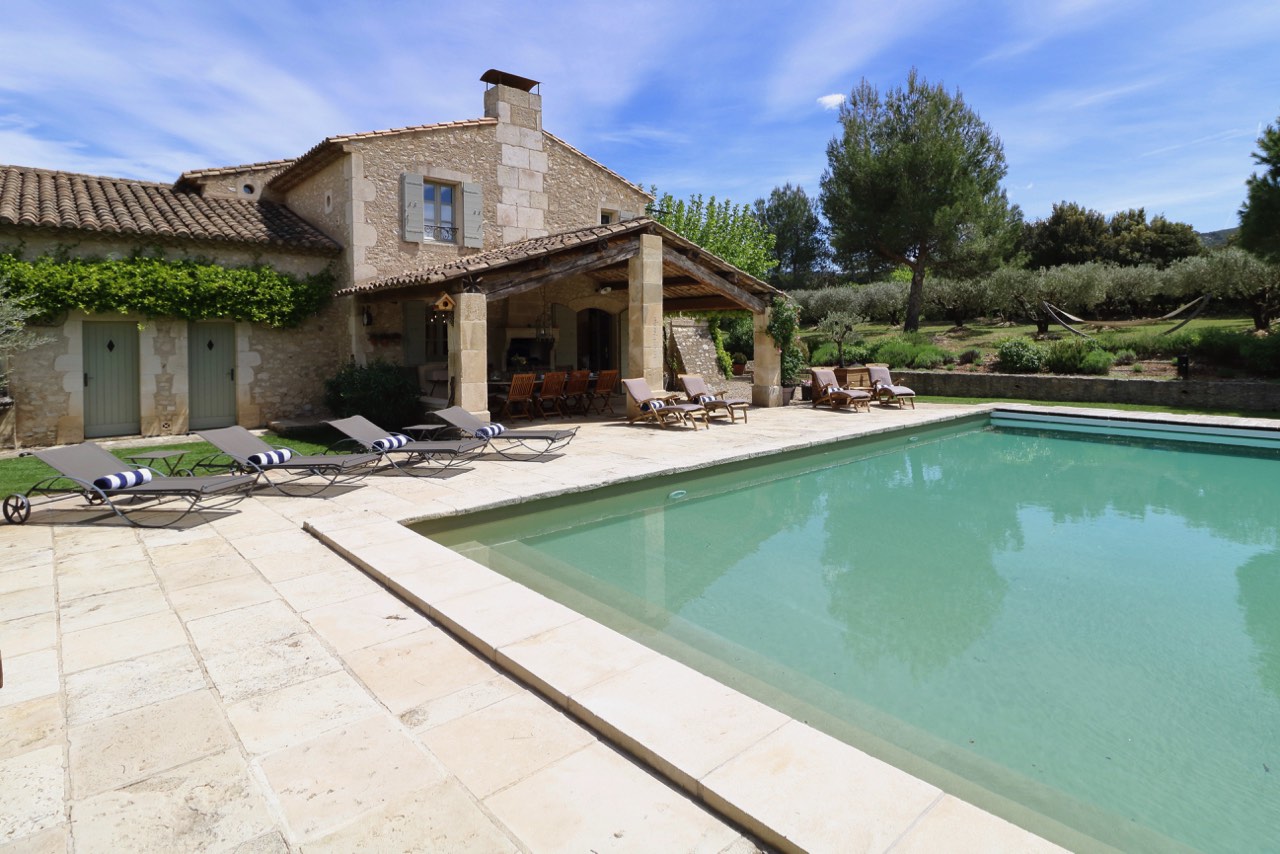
[3,494,31,524]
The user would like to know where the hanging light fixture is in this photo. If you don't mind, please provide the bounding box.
[533,290,556,342]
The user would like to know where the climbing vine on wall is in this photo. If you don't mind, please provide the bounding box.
[0,253,335,328]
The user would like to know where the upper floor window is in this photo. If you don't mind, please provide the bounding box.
[402,173,483,248]
[424,182,457,243]
[600,209,618,225]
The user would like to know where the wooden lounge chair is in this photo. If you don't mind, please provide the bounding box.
[621,377,707,429]
[562,370,592,415]
[533,371,568,418]
[679,374,749,423]
[326,415,485,475]
[433,406,577,460]
[195,426,379,495]
[811,368,872,411]
[589,369,620,414]
[2,442,254,527]
[867,364,916,408]
[499,373,538,421]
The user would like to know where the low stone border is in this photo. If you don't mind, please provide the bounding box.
[894,369,1280,411]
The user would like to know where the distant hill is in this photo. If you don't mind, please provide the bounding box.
[1198,227,1238,248]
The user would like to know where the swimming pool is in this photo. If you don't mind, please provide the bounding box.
[417,412,1280,852]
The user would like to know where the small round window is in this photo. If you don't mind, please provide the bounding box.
[324,191,333,213]
[242,183,255,195]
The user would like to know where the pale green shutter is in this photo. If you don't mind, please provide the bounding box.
[462,182,483,248]
[402,173,424,242]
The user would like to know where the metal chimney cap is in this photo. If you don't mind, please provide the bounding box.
[480,69,540,92]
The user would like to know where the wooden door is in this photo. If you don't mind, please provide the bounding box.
[83,321,140,438]
[188,322,236,429]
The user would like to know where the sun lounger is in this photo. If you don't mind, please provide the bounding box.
[2,442,254,527]
[432,406,576,460]
[679,374,749,423]
[811,368,872,411]
[326,415,484,475]
[621,377,707,429]
[195,426,379,495]
[867,364,916,408]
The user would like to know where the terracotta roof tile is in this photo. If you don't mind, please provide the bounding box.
[0,165,340,254]
[177,158,297,182]
[336,218,778,300]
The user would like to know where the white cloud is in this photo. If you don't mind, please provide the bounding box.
[817,94,845,111]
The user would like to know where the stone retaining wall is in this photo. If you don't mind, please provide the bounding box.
[893,369,1280,411]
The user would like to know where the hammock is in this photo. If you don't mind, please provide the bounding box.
[1043,295,1211,341]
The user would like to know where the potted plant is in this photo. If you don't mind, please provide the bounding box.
[731,352,748,376]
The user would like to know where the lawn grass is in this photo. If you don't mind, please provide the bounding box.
[0,430,340,501]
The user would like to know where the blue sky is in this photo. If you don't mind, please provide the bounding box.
[2,0,1277,232]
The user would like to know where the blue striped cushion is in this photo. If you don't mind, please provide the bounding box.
[372,433,411,451]
[640,399,666,412]
[696,394,715,404]
[246,448,293,467]
[93,469,153,490]
[474,423,506,440]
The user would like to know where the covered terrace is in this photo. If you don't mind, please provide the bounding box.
[335,218,786,417]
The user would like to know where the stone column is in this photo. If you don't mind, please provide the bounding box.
[627,233,664,417]
[751,310,783,407]
[451,291,489,416]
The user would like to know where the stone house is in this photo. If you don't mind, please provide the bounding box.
[0,70,782,449]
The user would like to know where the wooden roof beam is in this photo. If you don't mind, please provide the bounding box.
[661,247,768,313]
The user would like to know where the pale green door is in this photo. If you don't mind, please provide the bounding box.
[188,322,237,430]
[83,321,140,438]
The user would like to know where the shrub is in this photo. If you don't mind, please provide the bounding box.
[1131,362,1145,373]
[1043,338,1099,374]
[807,342,838,366]
[323,360,422,429]
[996,338,1044,373]
[1241,333,1280,376]
[843,343,873,365]
[910,348,947,369]
[871,338,920,369]
[722,313,755,359]
[1113,348,1137,366]
[790,286,862,325]
[957,347,983,365]
[1079,349,1115,375]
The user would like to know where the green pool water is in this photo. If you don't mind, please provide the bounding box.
[418,414,1280,852]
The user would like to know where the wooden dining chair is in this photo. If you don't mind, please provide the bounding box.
[534,371,568,417]
[500,373,539,421]
[589,369,620,415]
[562,370,592,415]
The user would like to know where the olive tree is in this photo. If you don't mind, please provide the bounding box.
[1166,248,1280,331]
[820,69,1017,332]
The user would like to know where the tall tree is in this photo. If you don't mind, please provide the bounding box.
[648,190,776,281]
[1024,202,1108,269]
[1104,208,1201,268]
[1239,116,1280,263]
[820,69,1015,332]
[752,183,828,290]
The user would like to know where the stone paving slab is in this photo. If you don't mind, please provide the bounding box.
[0,401,1192,852]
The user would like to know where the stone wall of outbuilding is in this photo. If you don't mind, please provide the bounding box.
[0,231,339,448]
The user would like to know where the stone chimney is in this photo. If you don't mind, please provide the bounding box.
[482,69,542,131]
[481,70,548,242]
